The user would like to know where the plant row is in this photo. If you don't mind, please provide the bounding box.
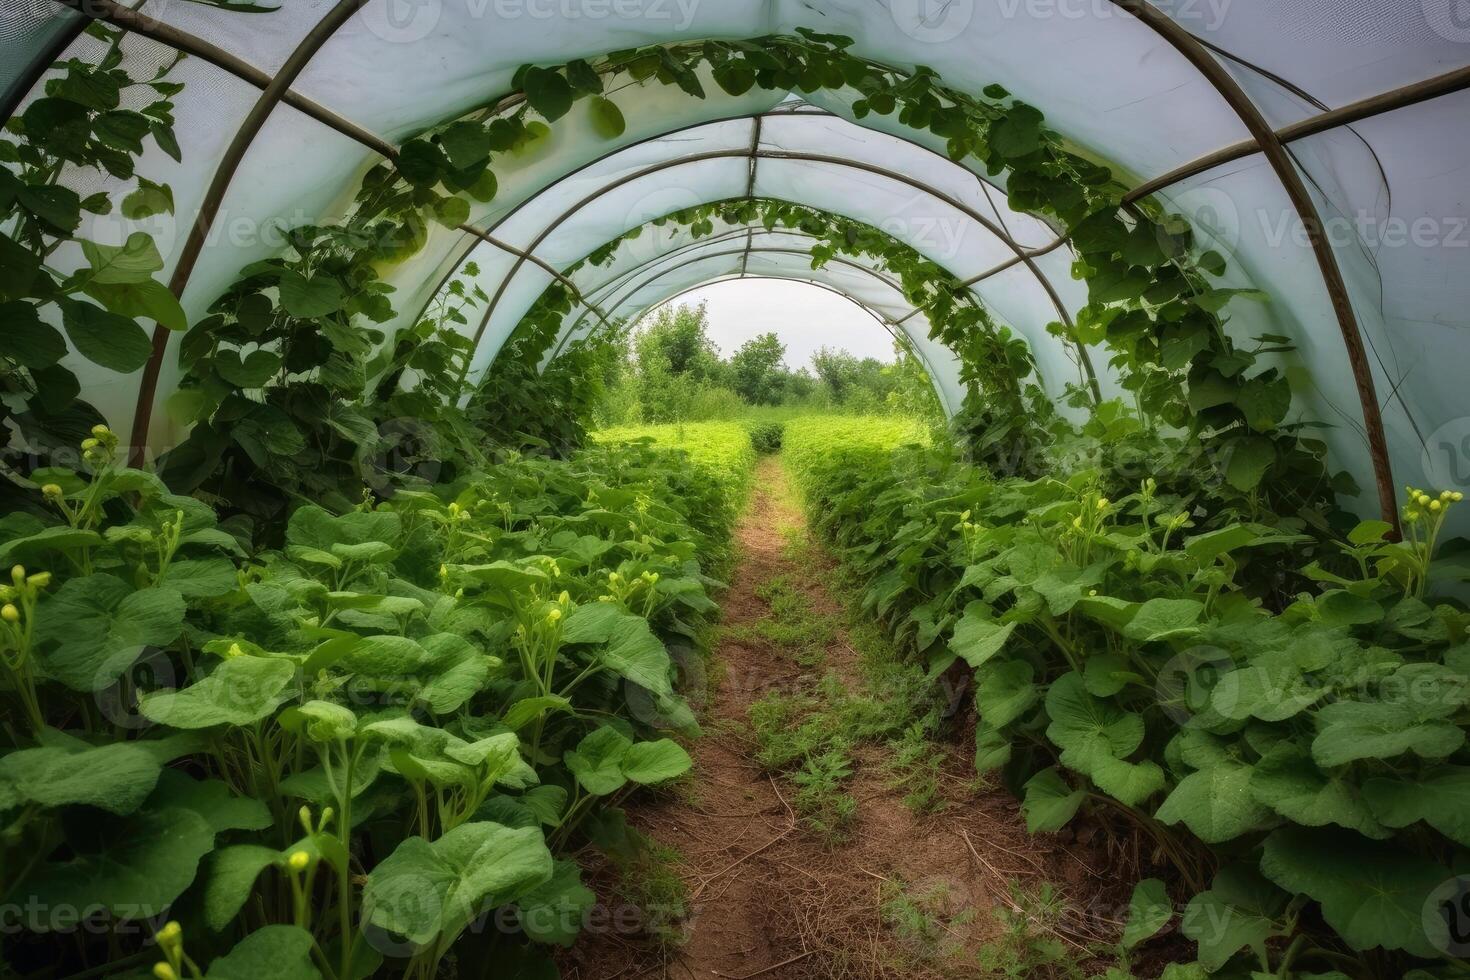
[783,415,1470,980]
[0,425,752,978]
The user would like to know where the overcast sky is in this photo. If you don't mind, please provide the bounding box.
[644,279,898,371]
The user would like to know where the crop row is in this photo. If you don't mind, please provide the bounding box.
[784,416,1469,980]
[0,425,754,978]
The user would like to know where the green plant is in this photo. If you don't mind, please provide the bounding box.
[748,421,785,455]
[0,429,741,977]
[786,414,1470,979]
[975,883,1090,979]
[880,876,978,964]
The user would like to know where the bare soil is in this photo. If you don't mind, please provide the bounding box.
[560,456,1136,980]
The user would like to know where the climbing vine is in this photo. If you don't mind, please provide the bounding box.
[2,24,1334,531]
[0,20,189,499]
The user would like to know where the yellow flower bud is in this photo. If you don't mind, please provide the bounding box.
[155,921,181,944]
[81,438,99,451]
[26,572,50,589]
[559,590,570,605]
[288,850,310,871]
[1455,492,1465,502]
[439,564,449,580]
[1071,516,1083,529]
[153,963,177,980]
[40,483,63,498]
[91,424,111,439]
[1,604,19,624]
[1096,498,1109,510]
[448,502,461,516]
[1431,500,1443,512]
[321,806,334,826]
[547,608,562,623]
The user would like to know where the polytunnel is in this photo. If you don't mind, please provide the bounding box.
[4,1,1470,977]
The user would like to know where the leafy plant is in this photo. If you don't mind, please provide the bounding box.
[786,414,1470,978]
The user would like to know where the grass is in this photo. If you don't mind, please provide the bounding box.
[614,837,693,948]
[725,574,839,669]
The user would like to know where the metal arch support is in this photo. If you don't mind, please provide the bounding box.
[740,116,762,278]
[410,106,1058,346]
[554,238,921,355]
[22,0,1467,483]
[468,149,1095,396]
[52,0,397,156]
[540,248,959,416]
[1110,0,1399,532]
[126,0,371,466]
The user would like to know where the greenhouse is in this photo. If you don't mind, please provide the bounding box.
[1,0,1469,976]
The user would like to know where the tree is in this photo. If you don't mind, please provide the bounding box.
[729,332,788,405]
[812,346,859,401]
[632,302,722,383]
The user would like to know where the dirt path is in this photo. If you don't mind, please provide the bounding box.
[562,456,1132,980]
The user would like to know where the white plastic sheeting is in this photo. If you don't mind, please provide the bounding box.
[5,0,1469,523]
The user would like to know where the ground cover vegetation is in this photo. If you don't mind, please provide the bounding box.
[1,11,1463,980]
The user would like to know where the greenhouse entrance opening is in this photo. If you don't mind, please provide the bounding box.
[593,277,949,427]
[4,4,1469,979]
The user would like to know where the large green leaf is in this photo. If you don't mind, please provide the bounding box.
[1090,756,1166,807]
[515,859,596,946]
[974,659,1037,728]
[149,770,273,834]
[26,807,215,925]
[1021,768,1084,833]
[950,603,1016,668]
[588,97,625,139]
[1180,865,1288,971]
[1260,827,1448,957]
[564,726,633,796]
[1122,598,1204,643]
[0,737,163,814]
[363,821,553,946]
[1248,743,1387,838]
[522,67,573,121]
[205,925,321,980]
[35,575,186,691]
[1122,878,1172,949]
[621,739,691,785]
[1155,759,1272,843]
[1362,765,1470,846]
[1312,700,1464,767]
[278,270,344,318]
[81,232,163,283]
[59,297,152,372]
[204,845,281,931]
[140,655,296,729]
[0,301,67,367]
[597,615,674,696]
[1044,671,1143,774]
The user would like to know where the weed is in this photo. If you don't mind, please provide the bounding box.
[616,839,693,948]
[974,883,1100,979]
